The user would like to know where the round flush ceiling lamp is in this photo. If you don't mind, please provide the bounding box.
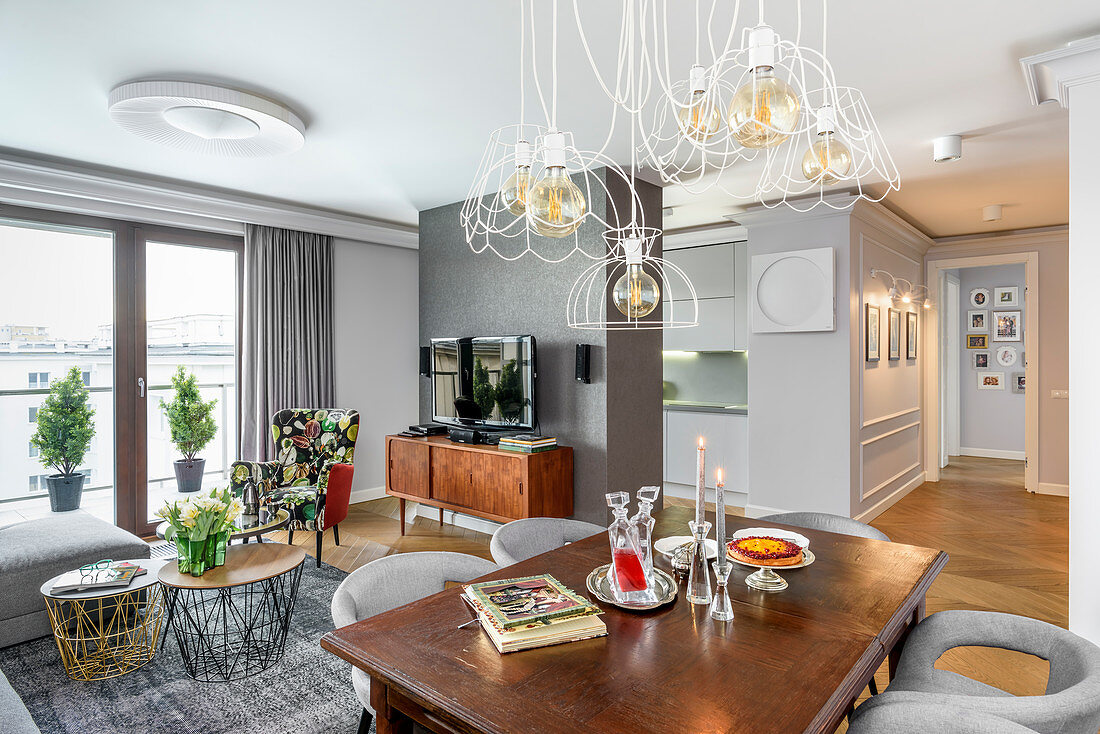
[108,80,305,156]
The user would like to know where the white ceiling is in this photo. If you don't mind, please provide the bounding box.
[0,1,1094,239]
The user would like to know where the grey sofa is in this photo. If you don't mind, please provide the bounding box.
[0,510,150,648]
[0,665,39,733]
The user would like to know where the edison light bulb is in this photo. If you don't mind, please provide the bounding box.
[500,165,531,216]
[677,65,721,142]
[613,264,661,318]
[801,132,852,185]
[526,133,586,238]
[500,140,532,216]
[728,67,800,148]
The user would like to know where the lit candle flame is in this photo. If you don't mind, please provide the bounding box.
[698,436,704,448]
[716,468,723,485]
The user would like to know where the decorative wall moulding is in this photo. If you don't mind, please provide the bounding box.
[0,152,418,248]
[750,246,835,333]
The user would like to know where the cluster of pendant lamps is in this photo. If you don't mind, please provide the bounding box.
[462,0,900,330]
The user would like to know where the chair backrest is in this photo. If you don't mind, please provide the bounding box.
[850,697,1038,733]
[270,408,359,484]
[331,551,498,629]
[490,517,605,567]
[756,511,890,542]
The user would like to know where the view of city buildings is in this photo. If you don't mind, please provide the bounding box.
[0,314,236,525]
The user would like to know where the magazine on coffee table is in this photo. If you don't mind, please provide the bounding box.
[50,563,142,594]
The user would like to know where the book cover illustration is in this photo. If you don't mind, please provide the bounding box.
[467,574,598,630]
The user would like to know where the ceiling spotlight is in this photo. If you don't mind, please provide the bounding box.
[901,293,911,304]
[108,80,305,157]
[887,286,900,301]
[933,135,962,163]
[923,298,932,310]
[982,204,1003,222]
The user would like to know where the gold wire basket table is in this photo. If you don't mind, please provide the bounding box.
[40,559,168,681]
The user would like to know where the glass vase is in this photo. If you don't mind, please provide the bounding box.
[213,530,229,567]
[175,536,208,577]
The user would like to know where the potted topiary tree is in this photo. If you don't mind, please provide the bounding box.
[31,366,96,512]
[160,366,217,493]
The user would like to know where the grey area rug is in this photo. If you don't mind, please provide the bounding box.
[0,560,371,734]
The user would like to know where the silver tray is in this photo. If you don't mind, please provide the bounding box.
[586,564,678,611]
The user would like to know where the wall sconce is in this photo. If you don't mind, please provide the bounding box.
[870,268,933,309]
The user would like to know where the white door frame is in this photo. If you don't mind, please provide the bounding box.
[942,273,961,466]
[924,252,1039,490]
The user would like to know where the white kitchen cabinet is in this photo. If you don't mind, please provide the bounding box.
[662,241,748,351]
[664,409,748,496]
[663,297,736,351]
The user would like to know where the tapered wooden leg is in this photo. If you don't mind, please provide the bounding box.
[370,676,412,734]
[333,523,341,546]
[399,498,406,536]
[439,507,444,527]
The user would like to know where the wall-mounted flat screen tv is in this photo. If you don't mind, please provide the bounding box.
[430,335,536,430]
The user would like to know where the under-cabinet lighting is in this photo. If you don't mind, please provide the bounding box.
[662,350,699,357]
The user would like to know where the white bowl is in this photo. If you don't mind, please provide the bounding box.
[653,535,719,559]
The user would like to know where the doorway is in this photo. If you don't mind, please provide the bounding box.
[924,252,1038,491]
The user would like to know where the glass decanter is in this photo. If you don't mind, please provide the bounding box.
[606,491,659,604]
[630,486,661,580]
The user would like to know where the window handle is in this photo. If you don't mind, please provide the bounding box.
[138,377,145,398]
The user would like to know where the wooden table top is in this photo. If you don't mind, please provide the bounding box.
[322,506,947,734]
[158,543,305,589]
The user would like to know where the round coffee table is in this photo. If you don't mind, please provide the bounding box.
[40,558,168,681]
[158,543,305,682]
[155,507,290,544]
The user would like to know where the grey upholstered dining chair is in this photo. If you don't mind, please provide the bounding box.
[862,610,1100,734]
[848,698,1039,733]
[489,517,605,567]
[330,551,499,734]
[756,511,890,542]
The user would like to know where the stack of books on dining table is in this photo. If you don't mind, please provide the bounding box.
[462,574,606,653]
[498,435,557,454]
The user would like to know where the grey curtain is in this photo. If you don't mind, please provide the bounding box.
[240,224,335,461]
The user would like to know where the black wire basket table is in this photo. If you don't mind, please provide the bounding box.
[158,543,305,682]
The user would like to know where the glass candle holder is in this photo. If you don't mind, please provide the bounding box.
[687,519,713,605]
[710,560,735,621]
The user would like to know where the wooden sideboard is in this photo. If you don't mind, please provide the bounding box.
[385,435,574,534]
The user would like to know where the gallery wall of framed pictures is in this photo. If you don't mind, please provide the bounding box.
[964,281,1024,393]
[864,302,918,364]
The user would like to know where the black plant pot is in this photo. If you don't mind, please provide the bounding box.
[46,473,86,512]
[173,458,206,493]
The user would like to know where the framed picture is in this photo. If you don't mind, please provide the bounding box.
[993,310,1021,342]
[977,371,1005,390]
[994,286,1019,307]
[865,304,880,362]
[973,352,990,369]
[967,334,988,349]
[969,288,990,308]
[906,311,918,360]
[888,308,901,361]
[996,345,1018,367]
[967,310,987,332]
[1011,372,1025,394]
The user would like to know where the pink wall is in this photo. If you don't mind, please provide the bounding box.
[925,228,1069,489]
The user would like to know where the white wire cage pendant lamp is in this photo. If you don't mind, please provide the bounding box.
[568,227,699,330]
[460,0,653,263]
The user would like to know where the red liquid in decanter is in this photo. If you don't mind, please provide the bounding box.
[612,548,649,591]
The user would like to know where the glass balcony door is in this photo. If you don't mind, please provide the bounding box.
[138,234,240,533]
[0,217,118,527]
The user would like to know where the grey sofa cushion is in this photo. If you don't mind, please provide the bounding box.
[0,665,39,733]
[0,510,149,647]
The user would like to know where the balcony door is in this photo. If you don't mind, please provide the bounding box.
[0,205,241,536]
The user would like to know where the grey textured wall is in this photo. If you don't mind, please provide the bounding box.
[418,171,663,524]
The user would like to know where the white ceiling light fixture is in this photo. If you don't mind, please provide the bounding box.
[108,80,305,157]
[982,204,1004,222]
[933,135,962,163]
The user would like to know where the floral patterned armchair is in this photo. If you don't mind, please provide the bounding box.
[230,408,358,564]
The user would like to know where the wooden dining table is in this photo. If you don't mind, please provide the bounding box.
[321,506,948,734]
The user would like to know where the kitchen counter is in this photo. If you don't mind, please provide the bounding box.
[663,400,748,415]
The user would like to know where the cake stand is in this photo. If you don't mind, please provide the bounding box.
[726,548,816,591]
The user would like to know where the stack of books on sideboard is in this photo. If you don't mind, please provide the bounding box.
[463,574,606,653]
[498,434,557,453]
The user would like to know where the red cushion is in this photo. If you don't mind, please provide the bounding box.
[323,463,354,530]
